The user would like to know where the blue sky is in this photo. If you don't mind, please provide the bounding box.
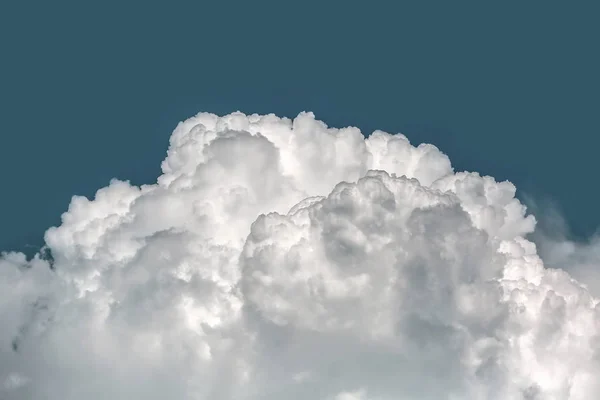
[1,1,598,254]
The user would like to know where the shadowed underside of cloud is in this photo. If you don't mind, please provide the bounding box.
[1,112,600,400]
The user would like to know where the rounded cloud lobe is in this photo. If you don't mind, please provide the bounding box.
[1,112,600,399]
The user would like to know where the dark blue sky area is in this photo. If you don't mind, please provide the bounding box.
[1,2,598,254]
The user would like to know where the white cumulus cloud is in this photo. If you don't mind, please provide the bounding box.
[1,111,600,400]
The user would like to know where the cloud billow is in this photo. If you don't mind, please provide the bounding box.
[1,111,599,399]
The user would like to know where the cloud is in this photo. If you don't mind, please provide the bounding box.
[1,111,600,399]
[526,198,600,298]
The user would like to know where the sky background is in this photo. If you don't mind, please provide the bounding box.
[1,1,598,255]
